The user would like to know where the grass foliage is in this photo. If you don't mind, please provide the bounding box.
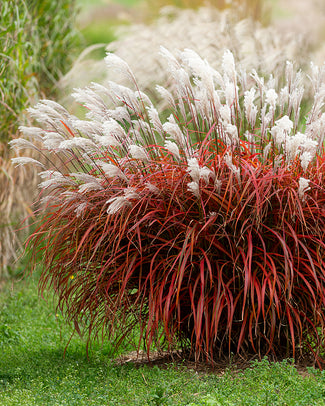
[15,48,325,364]
[0,0,79,145]
[0,0,79,277]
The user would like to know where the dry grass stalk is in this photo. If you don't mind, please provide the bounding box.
[0,145,39,275]
[0,102,40,279]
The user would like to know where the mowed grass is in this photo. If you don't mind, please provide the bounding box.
[0,264,325,405]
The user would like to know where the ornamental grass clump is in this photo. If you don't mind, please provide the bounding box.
[13,49,325,365]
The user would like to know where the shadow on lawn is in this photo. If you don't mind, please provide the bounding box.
[0,345,114,383]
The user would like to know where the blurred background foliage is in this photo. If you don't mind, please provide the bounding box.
[0,0,271,148]
[77,0,268,53]
[0,0,80,148]
[0,0,79,276]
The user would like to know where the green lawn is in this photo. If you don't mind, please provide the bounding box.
[1,264,325,405]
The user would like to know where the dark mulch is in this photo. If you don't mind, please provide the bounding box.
[114,349,318,377]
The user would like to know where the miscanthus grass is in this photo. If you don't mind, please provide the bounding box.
[13,48,325,365]
[59,6,307,103]
[105,6,306,83]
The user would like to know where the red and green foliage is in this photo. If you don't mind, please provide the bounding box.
[15,49,325,365]
[27,143,325,364]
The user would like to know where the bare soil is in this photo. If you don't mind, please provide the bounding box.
[114,349,318,377]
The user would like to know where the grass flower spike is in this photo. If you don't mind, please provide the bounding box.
[15,48,325,365]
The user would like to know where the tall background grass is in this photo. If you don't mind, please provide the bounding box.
[0,0,79,146]
[0,0,79,276]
